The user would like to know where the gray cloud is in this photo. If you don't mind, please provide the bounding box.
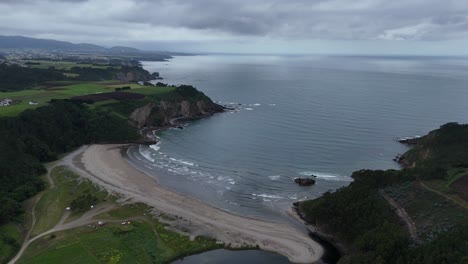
[0,0,468,53]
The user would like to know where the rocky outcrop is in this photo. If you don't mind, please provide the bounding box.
[129,99,224,129]
[294,178,316,186]
[113,66,155,82]
[114,70,154,82]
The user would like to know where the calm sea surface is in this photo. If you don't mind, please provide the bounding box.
[127,55,468,220]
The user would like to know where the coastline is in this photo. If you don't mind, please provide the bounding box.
[60,144,324,264]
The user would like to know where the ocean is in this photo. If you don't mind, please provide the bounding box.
[127,55,468,221]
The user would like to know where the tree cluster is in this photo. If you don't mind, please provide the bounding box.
[0,64,65,91]
[0,100,139,223]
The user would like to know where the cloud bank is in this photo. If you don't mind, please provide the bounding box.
[0,0,467,54]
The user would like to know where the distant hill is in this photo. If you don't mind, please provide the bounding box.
[0,35,108,52]
[109,46,141,53]
[0,35,176,61]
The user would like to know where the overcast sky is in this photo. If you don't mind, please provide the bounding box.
[1,0,468,55]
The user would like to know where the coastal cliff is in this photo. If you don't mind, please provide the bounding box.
[129,97,224,129]
[113,67,155,82]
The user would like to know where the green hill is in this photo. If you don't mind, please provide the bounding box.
[298,123,468,264]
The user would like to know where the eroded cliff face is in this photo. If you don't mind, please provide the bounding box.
[129,100,224,129]
[114,70,154,82]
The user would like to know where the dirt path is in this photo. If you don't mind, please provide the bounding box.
[379,190,420,243]
[8,160,116,264]
[419,181,468,210]
[8,202,116,264]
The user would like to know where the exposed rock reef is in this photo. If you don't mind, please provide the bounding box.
[129,99,224,129]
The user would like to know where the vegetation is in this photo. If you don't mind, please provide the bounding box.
[0,100,139,225]
[0,58,222,263]
[17,166,221,264]
[299,123,468,264]
[0,223,22,264]
[0,64,65,91]
[31,167,109,237]
[18,222,220,264]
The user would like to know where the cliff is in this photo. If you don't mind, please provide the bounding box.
[129,99,224,129]
[114,67,155,82]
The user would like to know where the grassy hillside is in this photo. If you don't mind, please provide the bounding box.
[16,167,221,264]
[298,123,468,264]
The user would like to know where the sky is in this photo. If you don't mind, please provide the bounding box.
[0,0,468,55]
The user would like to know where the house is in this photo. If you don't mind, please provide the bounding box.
[29,101,39,105]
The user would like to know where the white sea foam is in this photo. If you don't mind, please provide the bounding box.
[149,144,160,151]
[268,175,281,180]
[169,157,195,166]
[253,103,261,106]
[268,103,276,106]
[252,193,284,199]
[298,171,352,182]
[245,108,253,111]
[139,147,155,162]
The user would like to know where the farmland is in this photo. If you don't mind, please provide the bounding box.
[0,81,175,117]
[24,60,115,70]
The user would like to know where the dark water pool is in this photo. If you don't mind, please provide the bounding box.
[172,249,291,264]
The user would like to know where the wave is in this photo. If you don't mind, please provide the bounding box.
[244,108,253,111]
[150,144,160,151]
[268,175,281,180]
[169,157,195,166]
[298,171,352,182]
[252,193,284,199]
[138,145,155,162]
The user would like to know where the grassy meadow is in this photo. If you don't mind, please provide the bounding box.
[0,82,175,117]
[16,167,221,264]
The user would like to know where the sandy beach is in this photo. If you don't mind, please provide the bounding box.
[61,144,323,263]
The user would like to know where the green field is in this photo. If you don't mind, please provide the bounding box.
[0,82,175,117]
[31,167,109,237]
[18,166,222,264]
[19,221,220,264]
[25,60,115,70]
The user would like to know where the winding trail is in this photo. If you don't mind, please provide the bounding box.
[379,190,420,242]
[419,181,468,210]
[8,162,116,264]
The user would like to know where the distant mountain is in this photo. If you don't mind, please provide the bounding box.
[109,46,141,53]
[0,35,108,52]
[0,35,178,61]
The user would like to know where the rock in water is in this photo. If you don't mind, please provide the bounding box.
[294,178,316,186]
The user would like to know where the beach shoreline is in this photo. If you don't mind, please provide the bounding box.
[61,144,324,264]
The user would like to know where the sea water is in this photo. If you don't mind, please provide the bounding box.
[127,55,468,220]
